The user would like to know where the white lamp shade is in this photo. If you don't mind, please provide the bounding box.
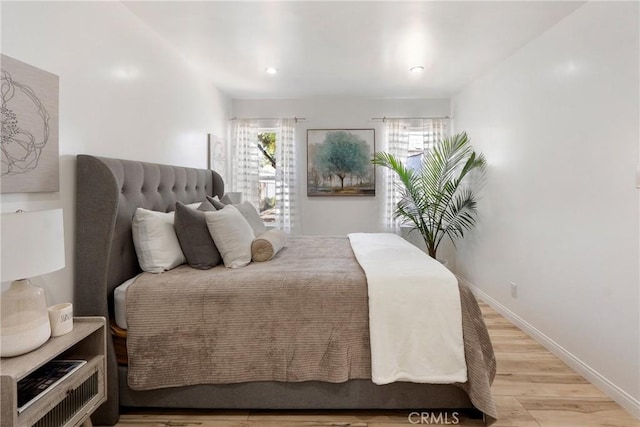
[1,209,65,282]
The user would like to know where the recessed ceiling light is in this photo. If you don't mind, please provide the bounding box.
[410,66,425,73]
[265,67,278,75]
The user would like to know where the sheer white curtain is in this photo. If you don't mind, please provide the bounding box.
[381,118,449,233]
[231,119,260,208]
[382,119,410,233]
[231,118,297,234]
[274,118,296,234]
[421,119,448,150]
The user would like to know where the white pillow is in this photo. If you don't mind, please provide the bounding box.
[204,205,254,268]
[132,208,185,273]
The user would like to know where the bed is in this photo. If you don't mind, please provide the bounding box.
[74,154,497,425]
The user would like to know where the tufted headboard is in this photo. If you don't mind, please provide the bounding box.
[74,155,224,318]
[74,155,224,423]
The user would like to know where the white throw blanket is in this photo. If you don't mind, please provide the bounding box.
[348,233,467,385]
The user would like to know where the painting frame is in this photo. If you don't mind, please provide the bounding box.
[1,54,60,193]
[307,128,375,197]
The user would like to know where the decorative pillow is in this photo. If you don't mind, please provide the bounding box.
[206,194,238,209]
[235,202,268,237]
[251,229,287,262]
[197,199,216,212]
[132,208,185,273]
[174,202,222,270]
[206,195,226,210]
[204,205,254,268]
[205,196,267,237]
[220,194,235,205]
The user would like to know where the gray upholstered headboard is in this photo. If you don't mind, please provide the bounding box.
[74,155,224,423]
[74,154,224,319]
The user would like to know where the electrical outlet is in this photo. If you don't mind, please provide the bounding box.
[510,282,518,299]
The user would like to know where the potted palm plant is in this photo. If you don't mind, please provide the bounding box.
[373,132,486,259]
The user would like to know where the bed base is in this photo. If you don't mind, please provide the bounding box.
[118,366,474,411]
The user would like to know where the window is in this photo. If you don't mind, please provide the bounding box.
[257,131,276,223]
[382,118,449,232]
[231,118,296,233]
[406,129,438,172]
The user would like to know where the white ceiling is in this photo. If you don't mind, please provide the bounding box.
[123,1,584,99]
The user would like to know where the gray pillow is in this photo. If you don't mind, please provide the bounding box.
[206,195,226,210]
[206,194,242,208]
[206,196,267,237]
[220,194,235,205]
[174,202,222,269]
[235,201,268,237]
[197,199,216,212]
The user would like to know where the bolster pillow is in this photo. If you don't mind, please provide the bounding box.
[251,229,287,262]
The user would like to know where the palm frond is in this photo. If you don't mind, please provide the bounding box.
[373,132,486,258]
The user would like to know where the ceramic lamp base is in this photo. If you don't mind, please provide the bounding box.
[1,319,50,357]
[0,279,52,357]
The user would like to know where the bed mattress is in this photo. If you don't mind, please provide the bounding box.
[114,275,138,330]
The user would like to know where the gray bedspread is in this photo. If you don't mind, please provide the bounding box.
[126,236,497,422]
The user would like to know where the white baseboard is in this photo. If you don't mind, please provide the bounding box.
[458,276,640,419]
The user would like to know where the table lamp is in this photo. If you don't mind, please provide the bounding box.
[1,209,65,357]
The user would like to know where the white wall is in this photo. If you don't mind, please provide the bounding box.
[453,2,639,414]
[1,2,230,305]
[231,98,449,237]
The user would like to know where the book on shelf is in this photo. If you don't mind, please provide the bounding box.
[17,359,87,413]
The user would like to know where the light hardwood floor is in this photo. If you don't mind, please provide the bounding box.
[115,301,638,427]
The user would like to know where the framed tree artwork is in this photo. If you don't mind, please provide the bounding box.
[307,129,375,197]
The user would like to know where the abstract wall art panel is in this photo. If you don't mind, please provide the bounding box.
[1,55,59,193]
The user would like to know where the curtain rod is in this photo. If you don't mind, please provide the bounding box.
[230,116,306,122]
[371,116,452,121]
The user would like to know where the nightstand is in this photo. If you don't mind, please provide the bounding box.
[0,317,107,427]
